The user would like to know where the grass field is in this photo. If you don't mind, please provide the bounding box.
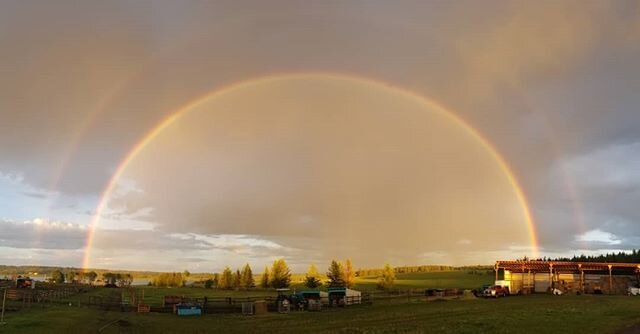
[3,294,640,333]
[355,271,493,291]
[124,271,493,307]
[3,270,637,334]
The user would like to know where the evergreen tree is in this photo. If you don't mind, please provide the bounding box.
[219,266,233,289]
[234,269,242,289]
[377,263,395,290]
[270,259,291,288]
[212,273,219,288]
[240,263,254,288]
[260,266,270,288]
[304,264,323,289]
[326,260,345,287]
[344,259,355,288]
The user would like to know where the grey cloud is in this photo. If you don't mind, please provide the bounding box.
[0,220,87,250]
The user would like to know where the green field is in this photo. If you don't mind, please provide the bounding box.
[355,271,494,291]
[2,270,638,333]
[3,294,640,333]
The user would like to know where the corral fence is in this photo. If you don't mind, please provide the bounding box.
[84,292,372,314]
[2,283,94,310]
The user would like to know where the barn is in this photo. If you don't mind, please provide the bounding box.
[495,260,640,295]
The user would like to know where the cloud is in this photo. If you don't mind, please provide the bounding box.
[561,141,640,189]
[576,229,622,246]
[0,219,87,250]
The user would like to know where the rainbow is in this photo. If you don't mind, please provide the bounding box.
[82,72,540,268]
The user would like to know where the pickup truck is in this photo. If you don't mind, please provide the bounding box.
[483,285,510,298]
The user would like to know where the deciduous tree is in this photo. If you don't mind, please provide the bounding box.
[86,271,98,285]
[344,259,355,288]
[50,270,65,284]
[377,263,395,290]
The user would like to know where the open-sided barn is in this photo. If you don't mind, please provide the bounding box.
[495,260,640,295]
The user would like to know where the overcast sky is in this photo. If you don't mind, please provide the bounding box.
[1,0,639,273]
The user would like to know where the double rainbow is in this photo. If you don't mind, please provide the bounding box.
[82,72,540,268]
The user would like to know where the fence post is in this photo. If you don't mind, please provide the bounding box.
[1,288,6,325]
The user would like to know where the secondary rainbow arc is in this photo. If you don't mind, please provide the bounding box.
[82,72,540,269]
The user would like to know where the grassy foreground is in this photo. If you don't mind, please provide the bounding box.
[2,294,640,333]
[2,271,635,333]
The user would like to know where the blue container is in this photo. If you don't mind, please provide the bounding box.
[176,304,202,316]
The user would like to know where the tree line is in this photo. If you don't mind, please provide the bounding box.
[355,265,455,277]
[150,271,191,287]
[206,258,396,291]
[531,250,640,263]
[46,270,134,287]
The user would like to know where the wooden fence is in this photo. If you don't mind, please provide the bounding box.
[83,292,372,314]
[3,284,92,310]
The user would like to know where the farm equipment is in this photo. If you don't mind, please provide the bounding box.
[16,278,35,289]
[483,285,509,298]
[473,285,491,297]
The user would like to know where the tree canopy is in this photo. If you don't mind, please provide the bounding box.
[377,263,396,290]
[270,259,291,288]
[240,263,254,289]
[219,267,234,290]
[304,264,323,288]
[344,259,355,288]
[260,266,270,288]
[326,260,345,287]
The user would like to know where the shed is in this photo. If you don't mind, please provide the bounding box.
[495,260,640,295]
[327,287,362,306]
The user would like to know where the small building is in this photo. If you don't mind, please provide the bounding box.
[327,287,362,306]
[297,290,328,311]
[495,260,640,295]
[298,290,328,301]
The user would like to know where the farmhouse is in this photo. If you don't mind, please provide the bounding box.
[495,260,640,295]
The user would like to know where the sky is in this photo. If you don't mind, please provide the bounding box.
[1,0,640,273]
